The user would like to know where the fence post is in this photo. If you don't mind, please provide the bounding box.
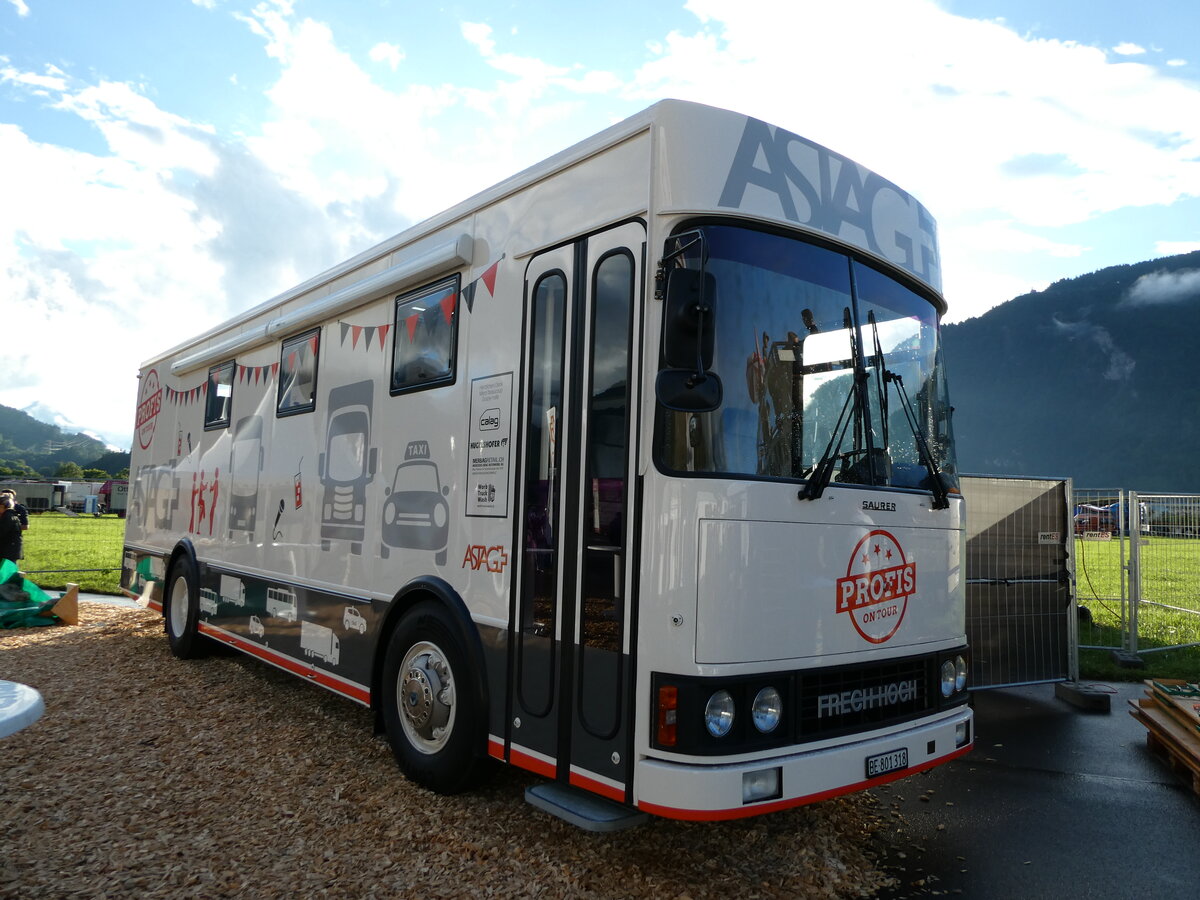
[1127,491,1140,655]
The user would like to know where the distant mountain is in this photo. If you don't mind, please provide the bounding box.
[0,404,130,478]
[943,250,1200,493]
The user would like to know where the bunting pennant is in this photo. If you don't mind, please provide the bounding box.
[235,362,279,384]
[462,255,504,314]
[165,380,210,406]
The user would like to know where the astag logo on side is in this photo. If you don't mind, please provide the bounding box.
[835,529,916,644]
[461,545,509,573]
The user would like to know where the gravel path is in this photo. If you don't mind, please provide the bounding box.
[1,603,895,899]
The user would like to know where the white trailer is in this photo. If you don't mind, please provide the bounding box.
[124,100,971,824]
[300,621,340,666]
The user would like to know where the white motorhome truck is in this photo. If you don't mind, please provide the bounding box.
[123,100,971,825]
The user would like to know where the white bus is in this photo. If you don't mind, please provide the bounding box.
[123,100,971,824]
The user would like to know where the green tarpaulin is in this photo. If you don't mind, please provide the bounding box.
[0,559,62,628]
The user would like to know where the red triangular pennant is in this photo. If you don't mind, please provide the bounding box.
[406,314,419,343]
[481,258,501,295]
[378,323,391,349]
[351,325,363,349]
[441,292,456,325]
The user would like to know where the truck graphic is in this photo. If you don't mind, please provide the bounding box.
[219,574,246,607]
[228,415,264,538]
[301,621,340,666]
[380,440,450,564]
[266,586,298,621]
[318,381,377,555]
[199,588,219,616]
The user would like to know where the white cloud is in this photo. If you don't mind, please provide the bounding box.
[1124,269,1200,306]
[5,0,29,17]
[1167,59,1188,67]
[368,42,404,71]
[1155,240,1200,256]
[1112,42,1146,56]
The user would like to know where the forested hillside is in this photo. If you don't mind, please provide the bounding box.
[943,250,1200,492]
[0,405,130,478]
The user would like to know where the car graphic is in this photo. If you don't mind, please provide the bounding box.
[381,440,450,565]
[249,615,265,639]
[343,606,367,634]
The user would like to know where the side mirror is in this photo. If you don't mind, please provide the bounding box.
[656,369,722,412]
[661,268,716,371]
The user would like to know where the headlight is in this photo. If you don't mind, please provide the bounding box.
[940,660,956,698]
[954,655,968,692]
[704,690,735,737]
[751,686,782,734]
[433,502,448,529]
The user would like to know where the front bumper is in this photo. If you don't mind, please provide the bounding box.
[634,705,972,820]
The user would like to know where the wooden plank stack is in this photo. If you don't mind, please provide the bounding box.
[1129,678,1200,796]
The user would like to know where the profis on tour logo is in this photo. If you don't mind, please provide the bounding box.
[835,529,916,644]
[136,368,162,450]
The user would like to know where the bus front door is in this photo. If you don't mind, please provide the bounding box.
[511,221,643,804]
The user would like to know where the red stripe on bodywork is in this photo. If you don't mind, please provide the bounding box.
[197,622,371,705]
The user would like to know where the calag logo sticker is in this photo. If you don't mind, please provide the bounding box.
[136,368,162,450]
[835,530,916,644]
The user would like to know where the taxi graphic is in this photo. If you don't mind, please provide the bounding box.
[380,440,450,565]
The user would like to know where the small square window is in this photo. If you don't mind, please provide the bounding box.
[391,275,459,394]
[278,328,320,416]
[205,361,234,429]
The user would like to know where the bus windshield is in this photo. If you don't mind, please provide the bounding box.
[657,225,958,494]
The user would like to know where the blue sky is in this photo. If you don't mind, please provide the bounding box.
[2,0,1198,449]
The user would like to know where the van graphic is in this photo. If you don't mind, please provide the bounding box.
[318,381,377,555]
[381,440,450,564]
[228,416,264,538]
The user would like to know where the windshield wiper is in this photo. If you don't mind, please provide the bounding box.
[884,371,951,510]
[799,370,867,502]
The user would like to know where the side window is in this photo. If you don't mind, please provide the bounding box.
[278,328,320,416]
[205,361,234,429]
[391,275,459,394]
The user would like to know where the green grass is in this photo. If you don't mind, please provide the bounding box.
[1075,535,1200,682]
[18,512,126,594]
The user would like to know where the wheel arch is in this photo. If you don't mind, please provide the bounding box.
[371,576,489,746]
[162,539,199,615]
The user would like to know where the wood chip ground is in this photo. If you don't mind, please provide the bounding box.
[1,604,896,899]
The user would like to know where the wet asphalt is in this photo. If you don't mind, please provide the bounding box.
[872,681,1199,899]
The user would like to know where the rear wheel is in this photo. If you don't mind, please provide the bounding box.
[381,602,485,794]
[164,556,210,659]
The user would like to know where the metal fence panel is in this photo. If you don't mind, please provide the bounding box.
[1072,488,1130,653]
[1130,492,1200,655]
[961,475,1074,689]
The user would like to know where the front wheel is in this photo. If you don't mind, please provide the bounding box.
[380,602,485,794]
[164,555,210,659]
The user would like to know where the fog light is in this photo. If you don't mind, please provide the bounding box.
[742,767,782,803]
[751,686,782,734]
[704,690,735,737]
[955,720,970,747]
[954,655,968,693]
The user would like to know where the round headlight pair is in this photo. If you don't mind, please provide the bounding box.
[704,687,783,737]
[940,655,969,697]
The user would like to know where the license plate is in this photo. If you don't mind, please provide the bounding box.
[866,747,908,778]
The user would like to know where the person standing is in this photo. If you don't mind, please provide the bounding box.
[0,494,23,564]
[0,489,28,531]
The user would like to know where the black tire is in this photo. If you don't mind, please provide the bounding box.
[163,555,210,659]
[380,602,485,794]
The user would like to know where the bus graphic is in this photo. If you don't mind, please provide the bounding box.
[266,586,298,622]
[381,440,450,564]
[318,381,377,555]
[228,416,264,539]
